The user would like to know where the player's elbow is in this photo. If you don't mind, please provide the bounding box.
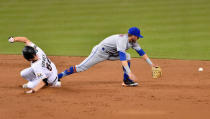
[136,49,145,56]
[23,37,30,43]
[22,37,31,46]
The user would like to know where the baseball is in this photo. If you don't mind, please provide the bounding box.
[198,67,203,72]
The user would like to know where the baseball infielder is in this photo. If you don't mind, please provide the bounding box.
[58,27,157,86]
[8,37,61,93]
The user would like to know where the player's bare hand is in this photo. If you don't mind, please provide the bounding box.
[152,64,159,67]
[8,37,15,43]
[25,89,35,94]
[128,72,136,81]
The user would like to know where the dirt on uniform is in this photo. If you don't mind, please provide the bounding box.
[0,55,210,119]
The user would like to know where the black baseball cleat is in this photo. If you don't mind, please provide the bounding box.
[122,78,138,87]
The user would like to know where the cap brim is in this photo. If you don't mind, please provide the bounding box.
[139,35,143,38]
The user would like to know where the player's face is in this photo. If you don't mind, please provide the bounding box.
[128,35,139,43]
[31,55,38,62]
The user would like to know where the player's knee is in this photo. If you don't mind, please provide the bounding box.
[76,65,88,72]
[20,69,27,78]
[126,53,131,60]
[26,82,35,89]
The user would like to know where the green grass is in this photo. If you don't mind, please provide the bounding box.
[0,0,210,60]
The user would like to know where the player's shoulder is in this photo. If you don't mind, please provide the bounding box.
[116,34,128,42]
[109,34,127,40]
[131,41,140,46]
[30,42,46,57]
[112,34,127,38]
[31,59,43,70]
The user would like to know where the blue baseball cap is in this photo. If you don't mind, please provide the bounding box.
[128,27,143,38]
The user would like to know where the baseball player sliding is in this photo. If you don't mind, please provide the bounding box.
[58,27,158,86]
[8,37,61,93]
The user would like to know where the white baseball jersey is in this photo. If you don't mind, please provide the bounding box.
[98,34,142,56]
[28,42,58,84]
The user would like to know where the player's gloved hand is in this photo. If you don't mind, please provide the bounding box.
[25,89,35,94]
[8,37,15,43]
[152,66,162,78]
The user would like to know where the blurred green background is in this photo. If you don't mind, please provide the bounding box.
[0,0,209,60]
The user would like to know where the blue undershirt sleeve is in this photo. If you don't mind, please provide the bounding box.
[119,51,127,61]
[136,49,145,56]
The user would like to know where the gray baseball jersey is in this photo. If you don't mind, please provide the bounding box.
[98,34,142,56]
[75,34,142,72]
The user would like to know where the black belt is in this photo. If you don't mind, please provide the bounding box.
[102,47,119,56]
[52,76,58,84]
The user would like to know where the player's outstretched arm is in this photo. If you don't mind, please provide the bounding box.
[25,80,46,94]
[142,54,156,67]
[135,49,156,67]
[143,54,162,78]
[8,37,31,45]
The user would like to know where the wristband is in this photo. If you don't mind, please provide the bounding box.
[146,58,153,66]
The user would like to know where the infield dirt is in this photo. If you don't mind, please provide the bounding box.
[0,55,210,119]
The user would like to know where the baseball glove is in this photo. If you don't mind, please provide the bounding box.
[152,66,162,78]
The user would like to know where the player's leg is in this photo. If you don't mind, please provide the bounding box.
[122,53,138,86]
[48,63,61,87]
[109,52,138,86]
[20,67,40,88]
[20,67,36,81]
[26,79,42,89]
[58,45,108,79]
[57,46,99,79]
[123,60,131,80]
[58,65,76,79]
[108,53,131,80]
[110,53,132,81]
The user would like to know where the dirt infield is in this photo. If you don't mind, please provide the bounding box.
[0,55,210,119]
